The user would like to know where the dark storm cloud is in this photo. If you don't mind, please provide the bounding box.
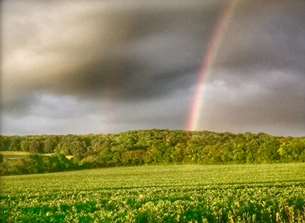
[201,69,305,136]
[2,0,223,108]
[215,0,305,75]
[196,0,305,136]
[1,0,305,135]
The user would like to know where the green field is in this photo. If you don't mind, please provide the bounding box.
[0,151,54,159]
[0,151,73,160]
[0,151,34,159]
[1,163,305,222]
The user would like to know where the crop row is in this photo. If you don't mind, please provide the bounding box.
[1,183,305,223]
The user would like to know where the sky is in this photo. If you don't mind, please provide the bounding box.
[1,0,305,136]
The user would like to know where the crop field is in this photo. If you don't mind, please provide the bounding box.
[0,151,73,161]
[1,163,305,222]
[0,151,33,159]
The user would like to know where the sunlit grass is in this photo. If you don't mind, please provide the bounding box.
[1,163,305,222]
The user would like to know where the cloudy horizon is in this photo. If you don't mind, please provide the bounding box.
[1,0,305,136]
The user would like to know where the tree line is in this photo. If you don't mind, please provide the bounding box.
[1,130,305,175]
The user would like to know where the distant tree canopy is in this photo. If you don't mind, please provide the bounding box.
[1,130,305,175]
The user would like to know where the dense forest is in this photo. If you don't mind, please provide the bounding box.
[1,129,305,175]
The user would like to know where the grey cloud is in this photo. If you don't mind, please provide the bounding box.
[215,0,305,74]
[1,0,305,135]
[1,90,191,134]
[201,70,305,136]
[2,0,222,108]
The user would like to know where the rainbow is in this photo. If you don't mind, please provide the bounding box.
[186,0,239,131]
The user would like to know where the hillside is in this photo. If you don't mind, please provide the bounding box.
[1,130,305,175]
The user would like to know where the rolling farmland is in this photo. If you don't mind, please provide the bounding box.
[1,163,305,222]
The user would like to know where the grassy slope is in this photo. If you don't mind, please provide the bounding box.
[2,163,305,193]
